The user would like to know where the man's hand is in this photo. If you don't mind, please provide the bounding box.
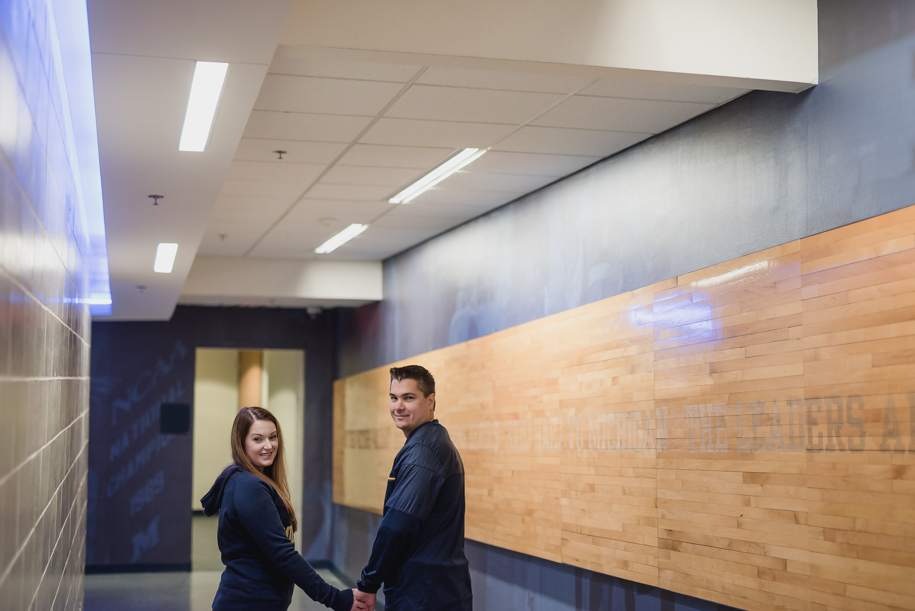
[353,589,376,611]
[351,588,368,611]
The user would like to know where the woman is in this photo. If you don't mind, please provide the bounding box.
[202,407,366,611]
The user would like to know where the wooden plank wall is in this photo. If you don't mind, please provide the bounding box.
[333,206,915,611]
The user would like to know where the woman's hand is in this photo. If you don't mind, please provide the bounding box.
[352,588,375,611]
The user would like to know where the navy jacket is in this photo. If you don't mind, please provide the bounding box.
[357,420,472,610]
[202,465,353,611]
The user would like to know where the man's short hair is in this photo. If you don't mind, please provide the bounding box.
[390,365,435,398]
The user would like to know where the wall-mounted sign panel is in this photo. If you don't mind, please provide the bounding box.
[334,204,915,611]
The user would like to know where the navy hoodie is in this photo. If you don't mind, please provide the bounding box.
[202,465,353,611]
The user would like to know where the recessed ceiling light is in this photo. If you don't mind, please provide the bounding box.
[389,148,487,204]
[178,61,228,152]
[154,243,178,273]
[315,224,368,254]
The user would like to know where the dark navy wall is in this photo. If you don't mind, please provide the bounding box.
[334,2,915,610]
[87,306,336,570]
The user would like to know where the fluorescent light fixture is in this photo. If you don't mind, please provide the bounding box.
[315,224,368,254]
[178,61,228,152]
[389,148,487,204]
[154,243,179,273]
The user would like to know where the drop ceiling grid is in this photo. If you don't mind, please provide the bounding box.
[233,139,347,163]
[284,200,392,223]
[415,66,593,94]
[335,144,454,169]
[253,75,407,115]
[531,95,716,133]
[579,79,750,104]
[227,159,327,183]
[214,57,747,262]
[382,85,568,125]
[199,221,278,256]
[321,165,426,187]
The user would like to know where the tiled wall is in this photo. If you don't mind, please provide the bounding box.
[0,0,93,609]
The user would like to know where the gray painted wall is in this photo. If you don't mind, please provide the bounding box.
[334,1,915,609]
[339,0,915,375]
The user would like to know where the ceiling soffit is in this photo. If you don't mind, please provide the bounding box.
[90,0,817,319]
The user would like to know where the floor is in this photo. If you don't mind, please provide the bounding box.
[84,516,354,611]
[83,569,353,611]
[191,513,222,572]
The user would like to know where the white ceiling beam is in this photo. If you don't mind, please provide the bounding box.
[281,0,817,92]
[180,256,382,307]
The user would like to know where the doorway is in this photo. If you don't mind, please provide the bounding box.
[191,348,305,570]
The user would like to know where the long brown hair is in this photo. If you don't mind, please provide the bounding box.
[231,406,298,532]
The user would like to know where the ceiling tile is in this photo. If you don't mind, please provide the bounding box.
[444,171,559,194]
[385,85,564,124]
[470,151,600,177]
[369,214,460,232]
[360,118,514,148]
[494,126,650,157]
[199,220,275,252]
[208,208,286,223]
[268,56,420,82]
[532,96,714,133]
[226,160,325,184]
[308,183,393,201]
[323,165,423,187]
[196,239,252,257]
[243,110,372,142]
[234,139,347,163]
[249,247,321,261]
[201,220,272,236]
[247,238,323,258]
[384,201,491,221]
[284,199,392,224]
[258,225,334,245]
[416,67,592,94]
[405,188,518,208]
[253,219,381,255]
[220,179,306,198]
[212,195,290,211]
[337,144,452,169]
[341,225,444,257]
[254,75,403,115]
[580,80,749,104]
[247,248,319,260]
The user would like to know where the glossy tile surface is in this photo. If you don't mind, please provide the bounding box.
[0,0,93,609]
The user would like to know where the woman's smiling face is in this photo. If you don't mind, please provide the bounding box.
[245,419,278,472]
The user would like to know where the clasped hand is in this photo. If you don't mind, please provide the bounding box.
[351,588,376,611]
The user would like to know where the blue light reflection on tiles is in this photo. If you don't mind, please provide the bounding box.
[49,0,111,316]
[0,0,96,608]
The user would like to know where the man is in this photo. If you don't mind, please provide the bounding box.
[353,365,473,611]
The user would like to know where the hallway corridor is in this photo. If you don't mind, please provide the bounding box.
[83,516,353,610]
[83,568,351,611]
